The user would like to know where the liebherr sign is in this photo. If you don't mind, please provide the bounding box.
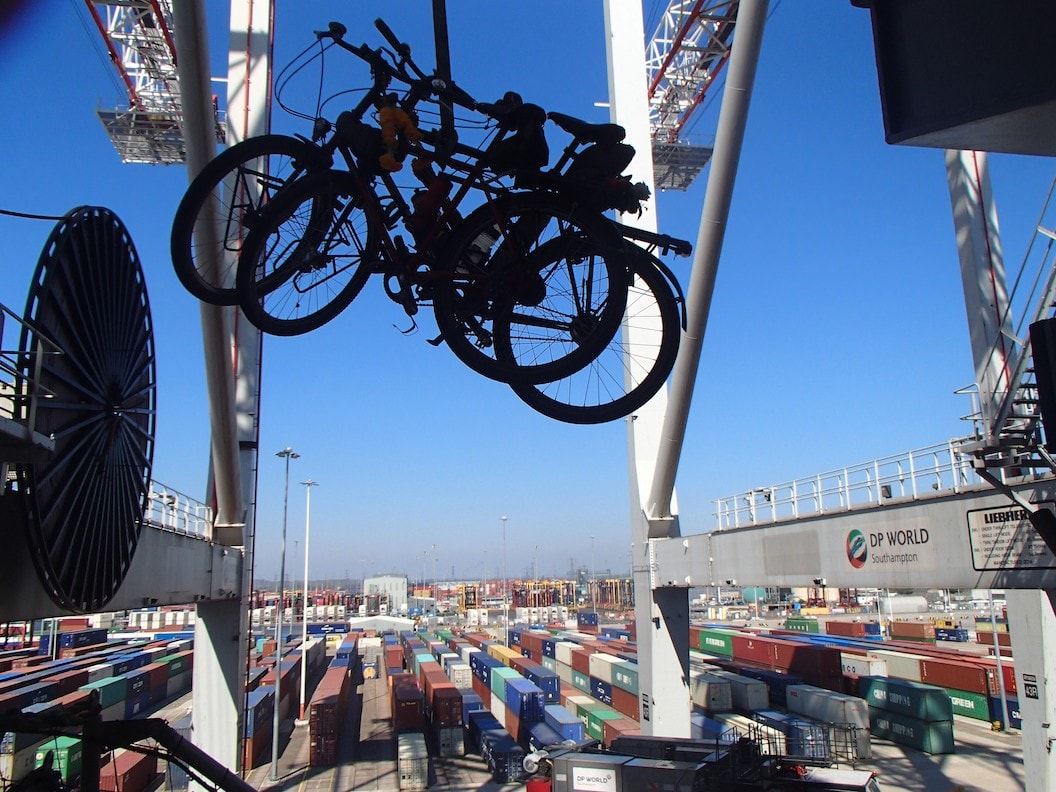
[966,502,1056,570]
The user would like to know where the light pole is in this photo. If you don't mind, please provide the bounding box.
[431,543,438,610]
[501,516,509,646]
[272,446,298,781]
[590,535,597,614]
[297,479,318,725]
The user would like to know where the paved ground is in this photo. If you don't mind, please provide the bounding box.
[153,660,1025,791]
[859,716,1024,792]
[240,671,522,792]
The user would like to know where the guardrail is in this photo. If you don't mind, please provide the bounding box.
[146,482,213,538]
[713,439,998,529]
[0,302,63,437]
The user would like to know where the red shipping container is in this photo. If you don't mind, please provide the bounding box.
[611,684,639,719]
[825,621,867,638]
[432,686,463,727]
[918,657,989,696]
[602,717,639,748]
[510,656,533,675]
[502,701,525,743]
[732,635,774,667]
[385,645,404,669]
[472,674,489,703]
[570,648,591,676]
[99,750,158,792]
[392,685,424,732]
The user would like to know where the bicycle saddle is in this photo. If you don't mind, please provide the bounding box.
[547,112,626,146]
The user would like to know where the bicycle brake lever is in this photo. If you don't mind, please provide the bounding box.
[315,21,347,40]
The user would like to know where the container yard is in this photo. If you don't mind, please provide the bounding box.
[0,598,1028,792]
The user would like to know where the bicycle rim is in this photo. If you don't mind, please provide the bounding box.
[433,194,630,385]
[508,248,681,424]
[238,170,375,336]
[170,135,322,305]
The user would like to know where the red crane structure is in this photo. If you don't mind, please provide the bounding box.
[645,0,739,190]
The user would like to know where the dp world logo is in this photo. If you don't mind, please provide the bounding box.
[846,529,868,568]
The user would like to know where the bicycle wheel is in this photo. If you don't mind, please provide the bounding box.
[432,193,630,385]
[170,134,326,305]
[237,170,377,336]
[508,247,682,424]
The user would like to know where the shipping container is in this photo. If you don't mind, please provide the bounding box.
[551,752,630,792]
[857,677,953,722]
[397,732,429,791]
[98,749,159,792]
[869,708,955,754]
[946,688,990,721]
[689,672,732,712]
[697,667,769,713]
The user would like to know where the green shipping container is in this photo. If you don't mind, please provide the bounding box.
[611,661,639,695]
[161,654,187,678]
[784,617,821,634]
[869,708,955,755]
[586,708,624,742]
[79,677,125,709]
[697,629,734,657]
[540,656,557,672]
[34,736,81,783]
[945,688,990,722]
[572,669,591,694]
[490,667,520,702]
[857,677,953,722]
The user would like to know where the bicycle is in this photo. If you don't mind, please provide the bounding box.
[174,19,634,387]
[507,227,689,424]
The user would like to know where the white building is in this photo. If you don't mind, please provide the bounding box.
[366,574,408,615]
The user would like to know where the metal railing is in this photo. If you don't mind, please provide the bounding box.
[0,302,64,440]
[714,439,995,529]
[146,482,213,538]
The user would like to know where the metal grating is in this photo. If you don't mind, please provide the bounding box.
[652,141,714,191]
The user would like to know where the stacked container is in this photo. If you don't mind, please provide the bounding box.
[859,676,955,755]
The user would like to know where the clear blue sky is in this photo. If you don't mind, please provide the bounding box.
[0,3,1051,586]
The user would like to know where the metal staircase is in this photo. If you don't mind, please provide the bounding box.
[959,175,1056,479]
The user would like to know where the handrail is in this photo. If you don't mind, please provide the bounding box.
[146,481,214,538]
[712,438,1014,529]
[0,302,64,437]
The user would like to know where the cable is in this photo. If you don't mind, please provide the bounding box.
[0,208,67,222]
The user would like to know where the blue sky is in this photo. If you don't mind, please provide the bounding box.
[0,3,1052,586]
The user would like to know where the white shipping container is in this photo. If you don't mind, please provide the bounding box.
[87,663,113,683]
[840,654,887,677]
[785,685,869,730]
[449,662,472,689]
[588,653,622,684]
[867,650,925,682]
[689,672,733,712]
[435,725,464,757]
[555,641,580,667]
[699,668,769,712]
[167,670,191,698]
[0,738,47,785]
[490,691,505,723]
[556,661,575,686]
[397,732,430,791]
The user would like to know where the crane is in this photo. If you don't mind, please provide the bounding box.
[84,0,224,164]
[645,0,739,190]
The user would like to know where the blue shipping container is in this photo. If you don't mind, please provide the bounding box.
[523,665,560,703]
[544,704,585,742]
[506,678,546,723]
[590,676,613,706]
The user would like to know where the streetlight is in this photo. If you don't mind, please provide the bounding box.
[297,479,318,725]
[432,542,438,607]
[272,446,298,781]
[590,535,597,614]
[501,516,509,646]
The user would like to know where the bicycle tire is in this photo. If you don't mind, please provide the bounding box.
[432,193,630,385]
[170,134,326,305]
[507,247,681,424]
[237,170,376,336]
